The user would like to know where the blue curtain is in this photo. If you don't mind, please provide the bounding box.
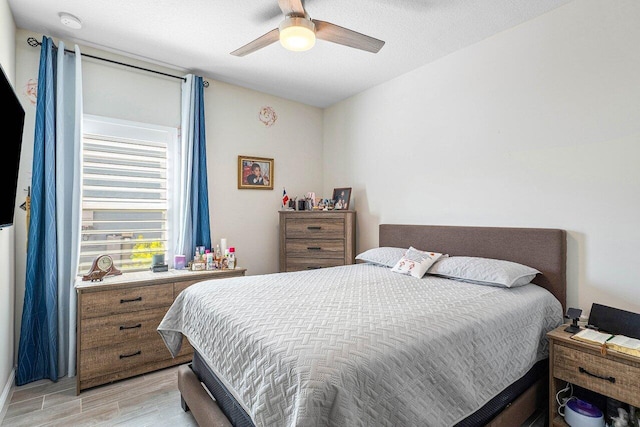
[174,75,211,261]
[17,36,59,385]
[17,36,83,385]
[190,76,211,252]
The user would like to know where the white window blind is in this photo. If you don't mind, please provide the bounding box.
[79,115,177,275]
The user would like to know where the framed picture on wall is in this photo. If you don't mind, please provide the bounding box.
[332,187,351,210]
[238,156,274,190]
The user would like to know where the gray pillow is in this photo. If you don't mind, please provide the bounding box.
[427,256,540,288]
[355,247,407,268]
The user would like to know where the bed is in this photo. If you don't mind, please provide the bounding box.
[158,224,567,426]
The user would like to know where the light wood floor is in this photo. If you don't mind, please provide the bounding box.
[1,364,197,427]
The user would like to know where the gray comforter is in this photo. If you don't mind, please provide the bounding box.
[157,263,562,426]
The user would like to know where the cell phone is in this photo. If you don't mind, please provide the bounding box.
[565,307,582,319]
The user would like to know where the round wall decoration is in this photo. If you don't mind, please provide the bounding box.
[24,79,38,105]
[259,106,277,127]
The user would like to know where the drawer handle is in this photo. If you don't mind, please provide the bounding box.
[120,296,142,303]
[307,247,322,250]
[119,324,142,330]
[579,367,616,383]
[307,226,321,230]
[119,350,142,359]
[306,266,322,270]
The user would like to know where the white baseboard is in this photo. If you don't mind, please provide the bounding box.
[0,368,15,424]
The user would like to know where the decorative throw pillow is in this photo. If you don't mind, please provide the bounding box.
[427,256,540,288]
[355,247,408,268]
[391,247,444,278]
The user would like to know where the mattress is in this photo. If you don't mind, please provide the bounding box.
[188,350,549,427]
[158,263,563,426]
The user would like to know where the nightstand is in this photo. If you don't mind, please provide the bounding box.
[547,325,640,426]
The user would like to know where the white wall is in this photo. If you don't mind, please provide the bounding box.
[323,0,640,316]
[13,29,323,362]
[0,0,17,418]
[206,81,323,275]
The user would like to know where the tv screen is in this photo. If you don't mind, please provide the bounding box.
[0,64,25,229]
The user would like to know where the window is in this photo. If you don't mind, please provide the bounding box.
[79,115,178,275]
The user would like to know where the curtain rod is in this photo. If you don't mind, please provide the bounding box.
[27,37,209,87]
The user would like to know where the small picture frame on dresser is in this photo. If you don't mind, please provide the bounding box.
[332,187,351,210]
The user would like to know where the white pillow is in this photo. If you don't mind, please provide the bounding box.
[427,256,540,288]
[355,247,407,268]
[391,247,444,278]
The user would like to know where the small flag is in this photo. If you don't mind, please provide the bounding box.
[282,188,289,207]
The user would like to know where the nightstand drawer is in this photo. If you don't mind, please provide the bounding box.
[81,283,173,318]
[553,344,640,407]
[285,239,345,258]
[285,218,344,239]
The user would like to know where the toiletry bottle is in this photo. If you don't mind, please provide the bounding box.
[228,247,236,269]
[215,244,222,267]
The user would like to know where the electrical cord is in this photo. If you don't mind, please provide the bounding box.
[556,382,574,417]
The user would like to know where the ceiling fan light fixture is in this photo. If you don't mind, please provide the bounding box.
[279,17,315,52]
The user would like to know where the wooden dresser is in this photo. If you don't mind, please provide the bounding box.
[547,325,640,426]
[75,268,246,394]
[279,210,356,272]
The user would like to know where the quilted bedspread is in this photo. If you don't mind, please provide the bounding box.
[157,263,562,426]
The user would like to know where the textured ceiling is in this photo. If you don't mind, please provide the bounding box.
[8,0,572,108]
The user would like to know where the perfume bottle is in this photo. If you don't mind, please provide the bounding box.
[214,244,222,268]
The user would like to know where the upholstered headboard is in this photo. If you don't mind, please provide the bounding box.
[379,224,567,310]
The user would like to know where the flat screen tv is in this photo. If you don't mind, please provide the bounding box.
[0,64,25,229]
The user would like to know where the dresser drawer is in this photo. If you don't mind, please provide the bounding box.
[81,283,173,319]
[553,344,640,407]
[285,258,345,272]
[285,218,344,239]
[80,307,168,350]
[174,280,205,298]
[285,239,345,258]
[79,336,172,381]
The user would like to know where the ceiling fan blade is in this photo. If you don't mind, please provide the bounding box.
[230,28,280,57]
[313,20,385,53]
[278,0,306,17]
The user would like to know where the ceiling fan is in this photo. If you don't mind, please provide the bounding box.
[230,0,385,56]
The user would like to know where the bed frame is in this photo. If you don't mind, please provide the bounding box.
[177,224,567,426]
